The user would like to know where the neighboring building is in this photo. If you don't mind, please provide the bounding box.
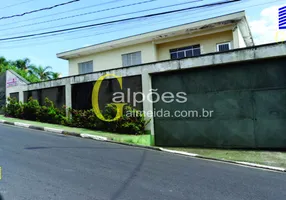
[57,11,254,76]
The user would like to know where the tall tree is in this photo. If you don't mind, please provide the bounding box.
[12,58,31,70]
[29,66,53,81]
[0,56,60,82]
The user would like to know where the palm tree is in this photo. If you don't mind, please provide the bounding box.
[12,58,31,70]
[28,65,53,81]
[0,56,59,82]
[51,72,61,79]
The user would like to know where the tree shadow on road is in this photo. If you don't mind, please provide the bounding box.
[24,146,148,200]
[110,150,147,200]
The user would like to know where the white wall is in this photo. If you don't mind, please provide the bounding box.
[69,42,157,75]
[233,26,246,48]
[157,30,233,60]
[6,70,28,102]
[68,28,236,75]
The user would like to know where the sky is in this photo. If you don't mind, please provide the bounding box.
[0,0,285,77]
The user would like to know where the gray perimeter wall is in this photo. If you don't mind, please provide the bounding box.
[0,73,6,113]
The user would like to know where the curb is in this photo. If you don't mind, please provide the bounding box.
[0,119,161,152]
[1,119,285,173]
[159,148,286,173]
[0,119,108,142]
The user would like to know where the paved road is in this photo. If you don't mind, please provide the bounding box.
[0,124,285,200]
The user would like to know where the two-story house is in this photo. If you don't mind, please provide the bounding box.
[57,11,254,76]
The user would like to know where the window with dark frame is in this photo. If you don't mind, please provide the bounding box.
[170,44,201,60]
[217,42,231,52]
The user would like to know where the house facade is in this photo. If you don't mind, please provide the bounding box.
[57,11,254,76]
[7,42,286,149]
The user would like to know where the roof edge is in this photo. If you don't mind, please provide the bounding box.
[57,11,246,59]
[239,14,255,46]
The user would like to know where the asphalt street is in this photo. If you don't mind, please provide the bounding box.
[0,124,285,200]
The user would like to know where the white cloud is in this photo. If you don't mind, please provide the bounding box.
[249,4,286,45]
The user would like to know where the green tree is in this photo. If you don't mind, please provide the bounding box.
[12,58,31,70]
[0,56,9,66]
[0,56,60,82]
[51,72,61,79]
[29,65,53,81]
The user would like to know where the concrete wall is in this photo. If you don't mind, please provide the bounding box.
[0,73,6,113]
[6,70,30,103]
[6,43,286,141]
[24,86,66,108]
[72,76,142,111]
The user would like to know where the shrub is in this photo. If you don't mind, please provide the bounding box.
[66,104,149,135]
[22,97,41,121]
[37,98,66,124]
[4,97,149,135]
[5,97,23,118]
[102,104,148,135]
[68,109,102,129]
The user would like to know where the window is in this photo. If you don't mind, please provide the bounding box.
[78,61,93,74]
[122,51,142,67]
[170,44,201,60]
[217,42,231,52]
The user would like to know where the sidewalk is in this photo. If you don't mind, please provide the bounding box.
[0,115,151,146]
[168,148,286,169]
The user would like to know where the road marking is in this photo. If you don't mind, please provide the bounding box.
[80,134,108,141]
[14,122,30,128]
[236,161,286,172]
[44,127,63,133]
[160,148,198,157]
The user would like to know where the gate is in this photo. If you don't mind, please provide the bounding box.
[152,57,286,149]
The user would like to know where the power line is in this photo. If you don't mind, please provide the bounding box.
[5,7,197,44]
[0,5,238,49]
[2,2,201,44]
[0,0,240,41]
[0,0,160,32]
[0,0,280,48]
[0,22,131,44]
[0,0,80,21]
[0,12,194,48]
[0,0,265,44]
[0,18,152,47]
[0,0,38,10]
[0,0,276,47]
[0,12,172,44]
[0,0,125,26]
[0,0,205,36]
[0,1,208,44]
[0,0,249,47]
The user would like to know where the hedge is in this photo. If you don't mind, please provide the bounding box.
[4,97,149,135]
